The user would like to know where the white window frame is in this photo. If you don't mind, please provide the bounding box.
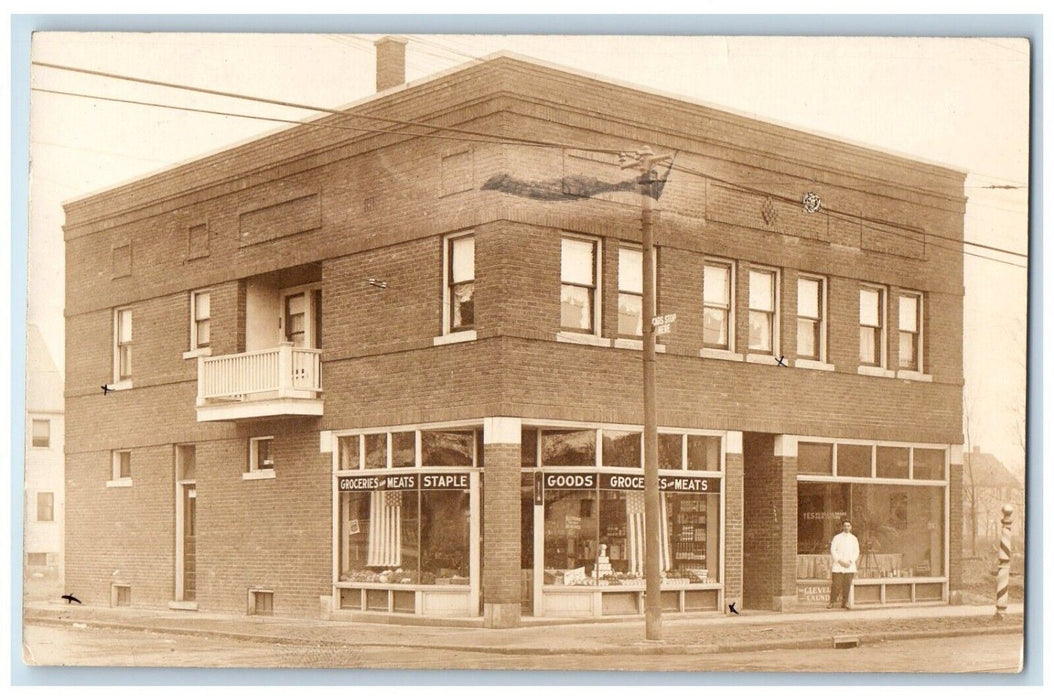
[112,307,133,390]
[858,283,889,375]
[183,290,212,359]
[701,257,736,356]
[246,436,276,480]
[794,274,832,370]
[437,231,477,344]
[897,291,924,373]
[558,234,603,340]
[279,284,322,350]
[108,449,132,487]
[31,418,50,448]
[747,265,780,358]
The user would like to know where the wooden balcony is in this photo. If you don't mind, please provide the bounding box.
[196,342,323,421]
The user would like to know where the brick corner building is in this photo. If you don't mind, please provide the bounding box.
[64,42,965,625]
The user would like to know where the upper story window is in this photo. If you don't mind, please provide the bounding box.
[445,234,475,333]
[748,268,778,353]
[36,492,54,522]
[560,237,600,334]
[31,419,50,448]
[281,287,322,349]
[114,308,133,383]
[112,449,132,481]
[898,292,923,371]
[618,247,644,337]
[703,260,733,350]
[190,291,211,351]
[249,436,275,473]
[859,285,886,367]
[796,275,826,361]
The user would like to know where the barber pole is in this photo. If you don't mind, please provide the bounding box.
[994,504,1014,620]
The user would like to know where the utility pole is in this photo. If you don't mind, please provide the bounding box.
[620,146,673,641]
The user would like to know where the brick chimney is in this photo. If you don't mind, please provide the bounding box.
[375,36,407,92]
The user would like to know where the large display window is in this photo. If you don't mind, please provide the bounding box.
[795,441,948,605]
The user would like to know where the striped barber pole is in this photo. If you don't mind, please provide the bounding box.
[367,490,402,567]
[625,491,671,576]
[995,504,1014,619]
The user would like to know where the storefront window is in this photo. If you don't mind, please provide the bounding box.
[420,488,470,584]
[796,481,944,578]
[521,429,539,467]
[797,442,833,475]
[603,430,641,468]
[837,444,872,477]
[364,433,386,469]
[658,434,682,469]
[852,484,944,577]
[421,430,474,467]
[338,489,420,584]
[392,432,416,467]
[665,492,720,583]
[544,487,598,584]
[541,429,596,466]
[876,446,910,479]
[687,435,721,470]
[913,448,945,480]
[339,435,359,470]
[521,473,535,569]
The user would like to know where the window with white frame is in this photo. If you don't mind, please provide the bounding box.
[618,247,643,337]
[898,292,923,371]
[748,268,778,353]
[560,237,599,333]
[31,418,50,448]
[796,275,826,361]
[702,260,733,350]
[859,286,886,367]
[190,291,211,350]
[112,450,131,481]
[114,308,132,382]
[445,233,475,333]
[249,436,275,473]
[37,492,54,522]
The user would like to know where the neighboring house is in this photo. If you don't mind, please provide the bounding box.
[963,446,1025,546]
[62,39,966,626]
[25,324,65,601]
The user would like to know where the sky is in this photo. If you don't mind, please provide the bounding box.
[26,33,1030,476]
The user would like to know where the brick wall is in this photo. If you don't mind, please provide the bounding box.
[948,460,964,592]
[723,449,744,606]
[741,433,798,610]
[482,443,521,627]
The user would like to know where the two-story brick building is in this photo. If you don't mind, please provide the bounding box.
[63,39,965,627]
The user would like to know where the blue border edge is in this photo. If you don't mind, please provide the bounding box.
[9,12,1044,687]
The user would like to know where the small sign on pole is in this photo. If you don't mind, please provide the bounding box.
[651,313,676,336]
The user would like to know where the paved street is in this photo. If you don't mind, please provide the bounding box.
[23,623,1022,673]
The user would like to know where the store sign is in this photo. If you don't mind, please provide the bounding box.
[339,473,471,492]
[543,473,597,490]
[797,582,831,603]
[652,313,677,336]
[420,473,470,490]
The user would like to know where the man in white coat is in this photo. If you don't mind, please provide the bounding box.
[828,520,860,609]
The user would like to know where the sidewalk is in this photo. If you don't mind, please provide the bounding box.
[24,601,1024,656]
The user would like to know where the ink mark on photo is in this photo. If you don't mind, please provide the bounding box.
[775,355,787,367]
[728,601,739,615]
[101,384,113,395]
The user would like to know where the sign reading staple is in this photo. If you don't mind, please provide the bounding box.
[420,473,470,490]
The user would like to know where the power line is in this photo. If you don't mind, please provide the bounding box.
[35,62,1028,265]
[32,60,626,156]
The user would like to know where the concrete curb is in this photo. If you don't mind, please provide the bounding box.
[25,614,1022,657]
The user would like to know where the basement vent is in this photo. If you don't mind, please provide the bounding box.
[112,584,131,607]
[248,589,274,616]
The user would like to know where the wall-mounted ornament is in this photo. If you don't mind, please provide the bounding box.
[802,192,822,213]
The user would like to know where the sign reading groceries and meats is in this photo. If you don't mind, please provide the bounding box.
[542,472,720,493]
[338,472,470,491]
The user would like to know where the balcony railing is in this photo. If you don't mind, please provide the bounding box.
[196,342,323,421]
